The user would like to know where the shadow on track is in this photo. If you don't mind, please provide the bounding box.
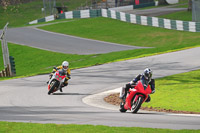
[52,93,90,95]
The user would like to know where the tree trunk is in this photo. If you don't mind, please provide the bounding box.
[188,0,192,11]
[158,0,169,6]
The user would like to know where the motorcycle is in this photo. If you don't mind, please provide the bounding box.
[47,67,66,95]
[119,79,152,113]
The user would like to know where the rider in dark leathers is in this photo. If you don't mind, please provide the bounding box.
[120,68,155,102]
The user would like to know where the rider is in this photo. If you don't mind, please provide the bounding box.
[119,68,155,102]
[49,61,71,92]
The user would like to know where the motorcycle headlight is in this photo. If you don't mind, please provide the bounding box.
[59,77,62,80]
[55,75,59,79]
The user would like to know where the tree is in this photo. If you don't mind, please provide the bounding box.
[158,0,168,6]
[188,0,192,11]
[0,0,10,10]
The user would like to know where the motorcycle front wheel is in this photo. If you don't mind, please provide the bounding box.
[48,80,59,95]
[131,96,143,113]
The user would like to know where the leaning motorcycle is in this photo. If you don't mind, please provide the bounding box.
[119,79,152,113]
[47,68,66,95]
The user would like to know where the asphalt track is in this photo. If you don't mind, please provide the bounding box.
[124,7,187,17]
[5,27,142,55]
[0,47,200,129]
[1,5,200,130]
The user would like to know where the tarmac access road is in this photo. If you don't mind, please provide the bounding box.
[4,27,144,55]
[3,5,187,55]
[113,4,187,17]
[0,5,200,130]
[0,47,200,130]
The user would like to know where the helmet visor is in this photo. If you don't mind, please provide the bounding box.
[63,66,68,70]
[144,73,152,80]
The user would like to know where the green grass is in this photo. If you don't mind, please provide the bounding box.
[143,69,200,113]
[159,11,192,21]
[0,122,199,133]
[0,0,44,29]
[39,17,200,48]
[178,0,188,5]
[1,17,200,79]
[1,13,200,113]
[174,4,188,8]
[157,0,191,21]
[0,0,92,29]
[0,42,173,80]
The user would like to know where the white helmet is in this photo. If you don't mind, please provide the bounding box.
[62,61,69,70]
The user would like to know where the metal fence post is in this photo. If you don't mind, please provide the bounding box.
[0,22,13,77]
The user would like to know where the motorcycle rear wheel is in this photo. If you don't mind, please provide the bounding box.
[48,80,58,95]
[131,96,143,113]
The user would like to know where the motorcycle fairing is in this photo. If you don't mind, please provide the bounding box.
[124,80,152,110]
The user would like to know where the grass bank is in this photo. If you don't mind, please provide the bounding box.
[0,0,43,29]
[0,122,199,133]
[0,0,90,29]
[159,11,192,21]
[143,69,200,113]
[1,17,200,79]
[0,42,173,80]
[39,17,200,48]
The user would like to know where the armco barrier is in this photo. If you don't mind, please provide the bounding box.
[29,9,102,24]
[101,9,200,32]
[29,9,200,32]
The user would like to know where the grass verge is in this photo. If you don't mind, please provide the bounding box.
[0,42,184,80]
[1,17,200,80]
[159,11,192,21]
[0,0,44,29]
[105,69,200,113]
[39,17,200,48]
[0,0,91,29]
[0,122,199,132]
[143,69,200,113]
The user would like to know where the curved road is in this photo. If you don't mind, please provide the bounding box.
[1,7,200,129]
[0,47,200,129]
[5,27,142,55]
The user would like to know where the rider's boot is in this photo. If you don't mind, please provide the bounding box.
[47,75,52,84]
[60,87,63,92]
[60,84,64,92]
[145,95,151,102]
[60,83,68,92]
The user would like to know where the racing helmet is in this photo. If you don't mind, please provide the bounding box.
[144,68,152,82]
[62,61,69,70]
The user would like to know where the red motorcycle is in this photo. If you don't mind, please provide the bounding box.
[119,79,152,113]
[47,68,66,95]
